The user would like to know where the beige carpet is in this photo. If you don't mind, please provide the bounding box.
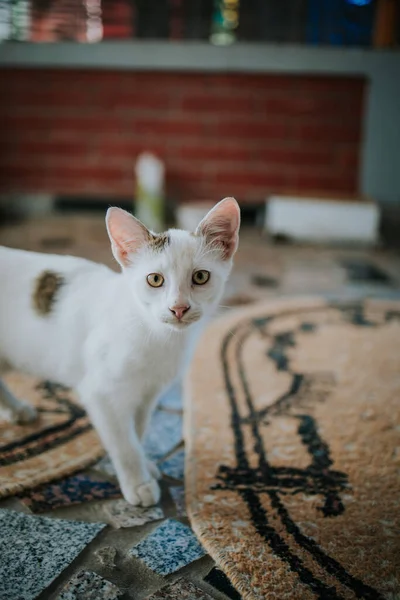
[185,298,400,600]
[0,373,103,497]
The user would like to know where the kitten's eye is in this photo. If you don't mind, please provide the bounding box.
[192,270,210,285]
[147,273,164,288]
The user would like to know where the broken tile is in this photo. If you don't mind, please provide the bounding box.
[104,499,164,529]
[56,570,122,599]
[204,567,243,600]
[144,409,182,461]
[159,449,185,481]
[95,546,117,569]
[145,578,213,599]
[19,473,121,513]
[130,518,205,575]
[0,509,104,600]
[158,382,183,410]
[169,486,187,517]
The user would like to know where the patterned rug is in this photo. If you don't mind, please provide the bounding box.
[0,373,103,497]
[185,298,400,600]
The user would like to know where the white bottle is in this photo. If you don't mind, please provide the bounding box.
[135,152,165,232]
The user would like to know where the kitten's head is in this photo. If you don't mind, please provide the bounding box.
[106,198,240,332]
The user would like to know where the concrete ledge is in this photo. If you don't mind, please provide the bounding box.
[0,41,398,75]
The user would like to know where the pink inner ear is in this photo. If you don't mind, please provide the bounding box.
[198,197,240,260]
[106,207,149,265]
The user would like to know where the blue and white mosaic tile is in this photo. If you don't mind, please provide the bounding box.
[0,510,104,600]
[158,382,183,411]
[129,518,205,575]
[93,455,117,479]
[56,570,122,599]
[145,577,214,599]
[104,499,164,529]
[144,410,182,461]
[169,486,187,517]
[159,449,185,481]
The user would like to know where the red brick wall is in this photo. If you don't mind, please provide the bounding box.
[0,69,365,203]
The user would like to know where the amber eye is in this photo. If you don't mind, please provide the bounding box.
[147,273,164,288]
[192,270,210,285]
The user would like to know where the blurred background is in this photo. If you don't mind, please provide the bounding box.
[0,0,399,301]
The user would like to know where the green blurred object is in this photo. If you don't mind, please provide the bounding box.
[210,0,240,45]
[135,153,165,233]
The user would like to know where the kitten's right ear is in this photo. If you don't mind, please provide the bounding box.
[106,207,149,267]
[196,197,240,260]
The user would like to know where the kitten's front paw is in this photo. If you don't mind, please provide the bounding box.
[146,459,161,480]
[137,479,161,507]
[121,478,161,507]
[14,403,38,425]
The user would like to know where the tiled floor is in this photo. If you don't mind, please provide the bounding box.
[1,212,400,599]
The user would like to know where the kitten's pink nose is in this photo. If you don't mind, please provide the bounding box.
[169,304,190,320]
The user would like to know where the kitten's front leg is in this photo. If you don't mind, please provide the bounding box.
[79,379,160,507]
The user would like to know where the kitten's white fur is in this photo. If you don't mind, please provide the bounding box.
[0,197,240,506]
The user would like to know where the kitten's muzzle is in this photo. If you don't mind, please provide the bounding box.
[169,304,190,321]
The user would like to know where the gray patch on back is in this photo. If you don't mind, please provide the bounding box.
[33,270,65,316]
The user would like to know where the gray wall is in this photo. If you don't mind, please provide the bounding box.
[361,55,400,204]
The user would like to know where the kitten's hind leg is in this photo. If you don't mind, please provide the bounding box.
[135,395,162,480]
[0,378,38,424]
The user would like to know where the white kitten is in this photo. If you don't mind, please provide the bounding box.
[0,197,240,506]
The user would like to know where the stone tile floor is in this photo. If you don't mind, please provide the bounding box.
[1,213,400,599]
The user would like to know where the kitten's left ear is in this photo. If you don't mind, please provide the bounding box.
[106,207,150,267]
[196,197,241,260]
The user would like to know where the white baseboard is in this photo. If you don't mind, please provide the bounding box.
[265,195,380,245]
